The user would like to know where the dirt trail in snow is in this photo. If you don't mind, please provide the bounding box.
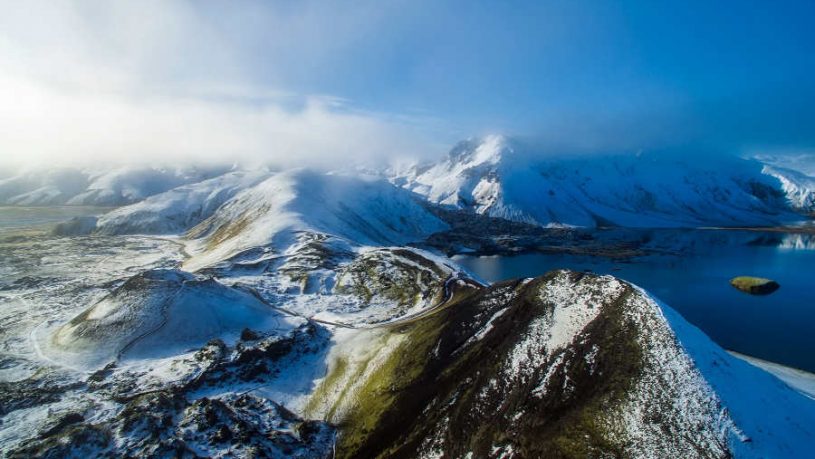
[22,294,86,373]
[151,236,191,260]
[325,275,481,330]
[374,276,470,328]
[243,274,473,331]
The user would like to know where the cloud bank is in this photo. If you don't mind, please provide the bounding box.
[1,0,813,169]
[0,75,440,168]
[0,0,444,169]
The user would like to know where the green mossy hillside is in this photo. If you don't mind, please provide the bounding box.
[308,271,680,458]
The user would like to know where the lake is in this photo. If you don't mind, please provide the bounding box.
[2,207,813,373]
[453,229,815,373]
[0,206,110,231]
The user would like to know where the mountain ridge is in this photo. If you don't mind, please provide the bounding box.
[391,135,813,228]
[304,270,815,458]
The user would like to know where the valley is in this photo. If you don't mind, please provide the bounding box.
[3,2,815,456]
[1,141,815,457]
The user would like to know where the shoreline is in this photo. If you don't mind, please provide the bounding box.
[729,351,815,400]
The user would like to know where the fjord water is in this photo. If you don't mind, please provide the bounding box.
[454,229,815,373]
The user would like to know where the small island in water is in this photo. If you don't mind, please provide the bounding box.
[730,276,781,295]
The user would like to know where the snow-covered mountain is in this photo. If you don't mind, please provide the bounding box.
[50,168,448,272]
[5,139,815,457]
[310,270,815,458]
[179,169,448,270]
[761,165,815,214]
[93,170,269,235]
[0,168,89,206]
[0,165,227,206]
[6,136,812,232]
[4,162,815,456]
[48,167,463,324]
[50,269,305,368]
[391,135,812,227]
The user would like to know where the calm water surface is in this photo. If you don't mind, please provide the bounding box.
[0,206,109,230]
[454,229,815,372]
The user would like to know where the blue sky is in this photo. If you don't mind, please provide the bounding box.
[0,0,813,166]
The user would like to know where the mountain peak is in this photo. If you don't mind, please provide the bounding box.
[394,139,811,228]
[447,134,512,168]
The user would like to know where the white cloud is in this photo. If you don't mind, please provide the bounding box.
[0,0,442,168]
[0,74,439,168]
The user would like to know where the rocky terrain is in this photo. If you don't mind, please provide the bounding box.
[305,270,815,458]
[2,140,815,457]
[6,261,812,457]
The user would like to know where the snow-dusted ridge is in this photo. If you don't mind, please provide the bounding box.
[0,165,228,206]
[94,170,269,235]
[309,270,815,458]
[181,169,448,271]
[391,135,814,227]
[3,141,815,457]
[47,268,305,368]
[761,165,815,213]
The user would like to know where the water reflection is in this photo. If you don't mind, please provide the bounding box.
[779,234,815,250]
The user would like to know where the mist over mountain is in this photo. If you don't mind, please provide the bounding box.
[3,2,815,458]
[389,135,815,228]
[7,135,811,233]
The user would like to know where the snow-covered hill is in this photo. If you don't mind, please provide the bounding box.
[49,269,304,368]
[5,205,815,456]
[0,168,89,206]
[182,169,448,270]
[392,135,812,227]
[93,170,269,235]
[48,167,463,325]
[761,165,815,213]
[311,270,815,458]
[0,165,227,206]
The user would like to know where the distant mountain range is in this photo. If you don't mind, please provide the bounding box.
[0,165,228,206]
[389,135,815,227]
[5,137,815,457]
[4,137,813,230]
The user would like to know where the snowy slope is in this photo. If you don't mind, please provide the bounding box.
[654,289,815,458]
[66,165,227,206]
[0,165,227,206]
[761,165,815,213]
[755,153,815,176]
[391,135,506,209]
[49,269,303,367]
[312,270,815,458]
[94,170,269,235]
[183,169,448,270]
[393,135,807,228]
[0,168,89,206]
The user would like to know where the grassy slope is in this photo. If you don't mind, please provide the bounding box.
[305,271,663,458]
